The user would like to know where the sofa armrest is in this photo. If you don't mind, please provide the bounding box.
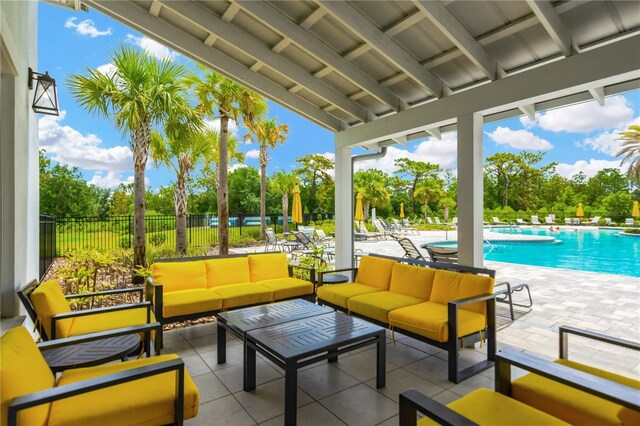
[447,294,496,360]
[38,322,161,350]
[65,287,144,302]
[288,264,316,283]
[448,293,495,307]
[8,358,186,426]
[559,325,640,360]
[399,388,477,426]
[51,302,153,339]
[146,278,164,322]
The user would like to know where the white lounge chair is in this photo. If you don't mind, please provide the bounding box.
[604,218,612,225]
[434,217,442,225]
[564,218,572,225]
[516,218,527,225]
[531,216,541,226]
[545,216,555,224]
[492,217,507,225]
[625,218,635,226]
[426,217,434,225]
[587,216,601,225]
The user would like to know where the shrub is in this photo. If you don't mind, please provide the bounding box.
[149,232,167,247]
[623,228,640,234]
[119,235,132,249]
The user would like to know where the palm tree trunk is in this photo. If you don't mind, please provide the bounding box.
[175,162,188,255]
[282,193,289,233]
[364,201,371,222]
[259,143,268,239]
[132,119,150,283]
[444,206,449,222]
[218,112,230,254]
[424,200,428,222]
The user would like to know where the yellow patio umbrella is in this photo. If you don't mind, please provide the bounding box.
[576,203,584,218]
[633,200,639,218]
[400,202,405,218]
[354,192,365,222]
[292,184,303,225]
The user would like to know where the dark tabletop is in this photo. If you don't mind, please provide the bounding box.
[42,334,140,372]
[317,273,349,284]
[247,311,384,359]
[217,298,332,334]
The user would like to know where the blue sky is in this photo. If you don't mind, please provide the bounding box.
[38,3,640,190]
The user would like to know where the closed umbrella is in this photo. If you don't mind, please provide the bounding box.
[354,193,364,223]
[292,184,302,225]
[633,200,639,218]
[576,203,584,218]
[400,202,405,219]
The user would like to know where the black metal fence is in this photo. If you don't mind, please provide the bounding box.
[50,212,334,255]
[39,214,56,279]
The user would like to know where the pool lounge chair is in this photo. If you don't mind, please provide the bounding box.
[545,216,555,224]
[516,218,527,225]
[314,229,334,247]
[492,217,508,225]
[625,218,635,226]
[355,221,384,240]
[394,218,419,235]
[531,216,541,226]
[587,216,601,225]
[372,218,394,239]
[445,217,458,229]
[395,237,428,261]
[422,245,458,263]
[426,217,434,225]
[605,218,612,225]
[564,218,572,225]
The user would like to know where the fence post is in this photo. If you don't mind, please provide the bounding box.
[128,215,132,249]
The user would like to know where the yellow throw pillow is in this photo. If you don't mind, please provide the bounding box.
[355,256,395,290]
[204,257,250,287]
[151,261,207,293]
[389,262,436,300]
[29,279,72,339]
[248,253,289,282]
[429,269,494,315]
[0,326,55,426]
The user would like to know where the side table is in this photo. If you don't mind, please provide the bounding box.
[317,273,349,285]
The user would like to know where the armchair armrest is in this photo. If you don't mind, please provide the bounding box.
[51,302,153,339]
[447,294,496,360]
[65,287,144,301]
[559,325,640,359]
[399,388,477,426]
[448,293,495,307]
[38,323,161,350]
[288,263,317,284]
[8,358,186,426]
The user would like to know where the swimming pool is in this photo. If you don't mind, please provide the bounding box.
[432,228,640,277]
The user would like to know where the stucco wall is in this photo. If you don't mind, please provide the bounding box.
[1,0,39,318]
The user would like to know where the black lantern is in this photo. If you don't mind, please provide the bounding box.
[28,68,60,116]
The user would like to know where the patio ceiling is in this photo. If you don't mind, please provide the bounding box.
[82,0,640,148]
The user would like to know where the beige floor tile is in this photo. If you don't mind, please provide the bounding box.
[214,358,282,393]
[332,350,397,382]
[192,371,230,403]
[297,363,360,400]
[234,377,313,424]
[259,402,346,426]
[319,383,398,426]
[186,395,255,426]
[365,368,445,403]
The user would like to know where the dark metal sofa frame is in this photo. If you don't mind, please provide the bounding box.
[316,254,496,383]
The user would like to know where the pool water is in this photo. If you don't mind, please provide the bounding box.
[434,228,640,277]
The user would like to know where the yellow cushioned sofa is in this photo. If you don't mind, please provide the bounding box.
[1,326,199,426]
[317,254,496,383]
[148,253,314,346]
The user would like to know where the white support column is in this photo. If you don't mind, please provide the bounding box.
[334,144,353,269]
[457,113,484,267]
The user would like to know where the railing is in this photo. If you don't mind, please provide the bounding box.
[39,214,56,279]
[47,212,334,256]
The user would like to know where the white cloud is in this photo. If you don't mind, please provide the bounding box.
[555,159,624,179]
[88,172,132,189]
[64,17,112,38]
[39,111,132,173]
[96,63,117,78]
[486,126,553,150]
[229,163,248,172]
[246,149,260,160]
[204,118,240,140]
[126,34,178,60]
[520,96,633,133]
[577,116,640,156]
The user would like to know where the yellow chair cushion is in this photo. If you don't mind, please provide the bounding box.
[29,279,73,339]
[388,301,486,342]
[151,261,207,293]
[50,354,199,426]
[248,253,289,282]
[429,269,494,316]
[162,289,223,318]
[204,257,250,287]
[317,283,382,309]
[348,291,424,324]
[417,389,568,426]
[389,263,435,300]
[512,359,640,426]
[0,326,55,426]
[258,278,314,301]
[355,256,395,290]
[211,284,273,310]
[67,306,155,338]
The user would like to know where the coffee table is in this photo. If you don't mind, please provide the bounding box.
[245,311,386,425]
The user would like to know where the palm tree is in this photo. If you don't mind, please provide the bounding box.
[68,44,193,279]
[270,171,297,233]
[186,68,267,254]
[151,122,213,255]
[354,169,390,221]
[617,125,640,181]
[199,131,244,191]
[245,118,289,238]
[439,196,457,222]
[414,177,444,222]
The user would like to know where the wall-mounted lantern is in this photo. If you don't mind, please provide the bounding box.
[28,68,60,116]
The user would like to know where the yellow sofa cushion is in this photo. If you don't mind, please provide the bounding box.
[30,279,73,339]
[417,389,568,426]
[348,291,424,324]
[512,359,640,426]
[388,301,486,342]
[1,326,55,426]
[429,269,494,316]
[389,263,435,300]
[50,354,199,426]
[258,278,314,301]
[151,261,207,293]
[317,283,381,309]
[248,253,289,282]
[163,289,223,318]
[211,284,273,309]
[355,256,395,290]
[204,257,250,287]
[67,306,155,338]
